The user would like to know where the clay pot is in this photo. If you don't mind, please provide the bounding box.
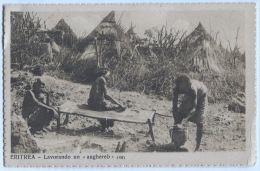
[169,126,187,147]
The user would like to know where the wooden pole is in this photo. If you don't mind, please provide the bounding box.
[148,119,155,142]
[152,113,156,124]
[63,114,69,125]
[57,108,61,131]
[94,37,100,68]
[115,142,120,152]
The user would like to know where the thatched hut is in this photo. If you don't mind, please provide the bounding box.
[52,18,77,48]
[177,22,224,74]
[70,11,133,83]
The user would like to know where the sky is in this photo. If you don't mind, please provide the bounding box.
[36,10,245,51]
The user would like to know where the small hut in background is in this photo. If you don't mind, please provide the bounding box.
[126,24,139,44]
[177,22,224,74]
[52,18,78,48]
[67,11,133,83]
[77,11,132,67]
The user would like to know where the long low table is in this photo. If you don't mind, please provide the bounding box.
[57,101,156,141]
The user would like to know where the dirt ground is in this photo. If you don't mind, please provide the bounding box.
[11,71,246,153]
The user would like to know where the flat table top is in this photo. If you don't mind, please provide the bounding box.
[58,101,155,124]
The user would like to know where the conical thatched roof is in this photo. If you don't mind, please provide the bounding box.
[54,18,76,36]
[70,11,133,83]
[78,11,130,53]
[126,26,137,41]
[102,11,116,23]
[126,25,135,36]
[177,22,224,74]
[53,18,77,47]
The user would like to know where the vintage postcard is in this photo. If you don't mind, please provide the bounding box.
[3,3,256,167]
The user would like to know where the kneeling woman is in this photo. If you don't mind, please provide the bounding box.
[88,68,125,131]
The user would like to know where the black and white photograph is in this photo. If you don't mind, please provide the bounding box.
[3,3,256,167]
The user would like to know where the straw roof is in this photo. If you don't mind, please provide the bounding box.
[78,11,130,53]
[177,22,224,74]
[53,18,77,47]
[69,11,133,83]
[53,18,77,37]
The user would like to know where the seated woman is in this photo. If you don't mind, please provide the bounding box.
[22,78,59,134]
[88,68,125,131]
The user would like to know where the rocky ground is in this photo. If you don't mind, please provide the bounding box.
[11,71,246,153]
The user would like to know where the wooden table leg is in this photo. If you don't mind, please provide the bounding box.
[148,119,155,142]
[63,114,69,124]
[152,114,156,124]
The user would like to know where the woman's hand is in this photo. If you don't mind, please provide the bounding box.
[182,118,189,124]
[52,109,60,120]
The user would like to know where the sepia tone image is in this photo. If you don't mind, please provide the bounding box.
[4,4,256,167]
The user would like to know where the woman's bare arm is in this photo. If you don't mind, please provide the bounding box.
[172,88,179,117]
[29,90,55,111]
[183,89,197,121]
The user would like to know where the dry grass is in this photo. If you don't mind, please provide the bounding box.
[54,43,245,104]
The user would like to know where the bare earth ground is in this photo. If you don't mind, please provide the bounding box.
[11,71,246,153]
